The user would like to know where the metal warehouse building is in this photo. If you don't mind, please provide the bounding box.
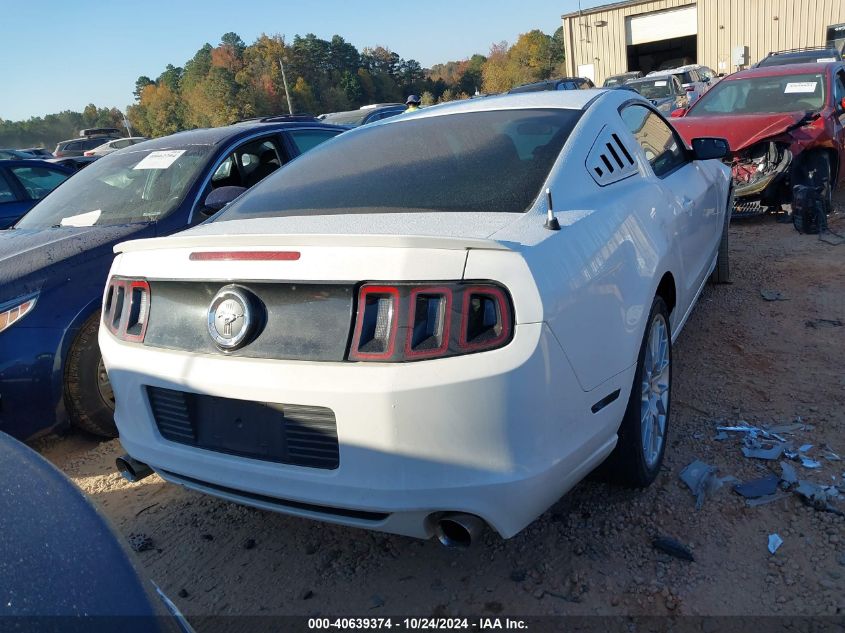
[561,0,845,85]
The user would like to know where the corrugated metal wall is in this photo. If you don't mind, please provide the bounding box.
[562,0,845,84]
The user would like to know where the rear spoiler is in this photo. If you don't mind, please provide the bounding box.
[115,233,512,255]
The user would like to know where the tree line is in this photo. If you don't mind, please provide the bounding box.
[1,28,566,147]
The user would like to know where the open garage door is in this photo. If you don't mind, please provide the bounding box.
[625,5,697,74]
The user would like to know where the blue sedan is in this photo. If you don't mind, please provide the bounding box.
[0,160,73,228]
[0,117,345,440]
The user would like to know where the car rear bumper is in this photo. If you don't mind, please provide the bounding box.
[102,322,627,539]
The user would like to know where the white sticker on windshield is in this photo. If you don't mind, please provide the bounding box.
[133,150,186,170]
[654,80,668,86]
[784,82,818,94]
[816,57,836,62]
[60,210,101,227]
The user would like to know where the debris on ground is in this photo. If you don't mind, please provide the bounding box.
[780,461,798,485]
[746,493,789,507]
[804,318,844,329]
[652,536,695,562]
[242,538,257,550]
[679,460,734,509]
[733,475,780,499]
[768,534,783,555]
[742,442,786,460]
[127,533,154,552]
[760,290,787,301]
[178,588,189,598]
[794,481,845,516]
[800,456,822,469]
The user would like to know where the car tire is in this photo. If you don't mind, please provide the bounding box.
[605,296,672,487]
[709,194,732,284]
[65,312,118,438]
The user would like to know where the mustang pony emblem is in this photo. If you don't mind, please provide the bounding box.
[207,287,253,350]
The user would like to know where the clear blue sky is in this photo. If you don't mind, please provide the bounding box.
[1,0,589,121]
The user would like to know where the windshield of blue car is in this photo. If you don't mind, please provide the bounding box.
[216,109,582,219]
[627,80,674,100]
[15,146,211,229]
[689,73,826,116]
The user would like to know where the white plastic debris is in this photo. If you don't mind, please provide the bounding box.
[768,534,783,555]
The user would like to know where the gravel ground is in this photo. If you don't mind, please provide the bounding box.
[33,206,845,623]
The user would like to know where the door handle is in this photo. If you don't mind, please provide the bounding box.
[681,196,695,212]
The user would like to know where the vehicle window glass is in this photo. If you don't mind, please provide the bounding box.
[621,104,686,178]
[9,166,69,199]
[113,140,131,149]
[286,129,342,155]
[691,72,826,115]
[217,109,583,220]
[627,79,673,100]
[235,138,284,188]
[0,171,18,203]
[834,71,845,105]
[64,141,82,151]
[83,138,108,150]
[15,145,212,229]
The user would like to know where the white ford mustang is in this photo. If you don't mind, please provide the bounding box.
[101,89,732,546]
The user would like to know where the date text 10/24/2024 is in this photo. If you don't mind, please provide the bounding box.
[308,618,529,630]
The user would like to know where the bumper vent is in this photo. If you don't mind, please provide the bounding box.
[147,387,339,469]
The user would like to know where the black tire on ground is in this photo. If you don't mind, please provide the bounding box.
[65,312,118,438]
[604,296,672,488]
[709,193,732,284]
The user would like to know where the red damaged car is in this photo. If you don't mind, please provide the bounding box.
[670,62,845,216]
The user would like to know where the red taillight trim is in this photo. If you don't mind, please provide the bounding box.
[348,285,400,361]
[189,251,301,261]
[404,287,453,359]
[458,285,512,351]
[104,276,151,343]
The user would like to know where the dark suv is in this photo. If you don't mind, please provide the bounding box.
[54,128,123,157]
[756,47,843,67]
[0,116,346,441]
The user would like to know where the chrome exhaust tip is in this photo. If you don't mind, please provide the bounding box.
[116,455,153,483]
[434,513,485,548]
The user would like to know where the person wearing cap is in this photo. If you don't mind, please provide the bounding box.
[405,94,421,112]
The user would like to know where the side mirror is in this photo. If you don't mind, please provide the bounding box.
[670,107,687,118]
[202,186,247,214]
[691,137,730,161]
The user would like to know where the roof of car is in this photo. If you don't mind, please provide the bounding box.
[722,61,840,80]
[126,120,343,151]
[0,159,73,171]
[388,90,609,121]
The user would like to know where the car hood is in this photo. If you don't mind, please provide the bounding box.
[671,111,809,152]
[0,224,152,303]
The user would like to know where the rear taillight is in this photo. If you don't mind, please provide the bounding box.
[104,277,150,342]
[349,282,512,362]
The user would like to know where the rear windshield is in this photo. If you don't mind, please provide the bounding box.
[217,108,582,219]
[689,72,826,116]
[321,110,369,126]
[627,79,674,99]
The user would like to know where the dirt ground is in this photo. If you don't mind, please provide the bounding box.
[33,203,845,624]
